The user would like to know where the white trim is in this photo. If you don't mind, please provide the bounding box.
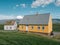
[26,26,28,31]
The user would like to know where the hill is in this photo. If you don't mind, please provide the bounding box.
[52,19,60,24]
[0,31,60,45]
[0,19,21,24]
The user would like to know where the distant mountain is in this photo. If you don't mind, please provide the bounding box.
[52,19,60,24]
[0,19,60,24]
[0,19,21,24]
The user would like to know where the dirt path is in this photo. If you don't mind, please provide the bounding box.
[53,32,60,35]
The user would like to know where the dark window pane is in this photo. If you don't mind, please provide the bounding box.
[42,26,44,30]
[38,26,40,30]
[10,27,12,29]
[32,26,33,29]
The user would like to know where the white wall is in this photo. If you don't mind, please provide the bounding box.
[4,25,16,30]
[4,22,17,30]
[14,22,17,30]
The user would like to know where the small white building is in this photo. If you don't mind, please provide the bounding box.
[4,20,17,30]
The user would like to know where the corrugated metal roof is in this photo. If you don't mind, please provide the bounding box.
[19,13,50,24]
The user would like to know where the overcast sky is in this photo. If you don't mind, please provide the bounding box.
[0,0,60,20]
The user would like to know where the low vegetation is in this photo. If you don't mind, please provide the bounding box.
[0,24,4,30]
[53,33,60,40]
[53,24,60,32]
[0,32,59,45]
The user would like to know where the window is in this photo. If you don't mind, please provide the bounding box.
[22,26,23,29]
[10,27,12,29]
[26,25,29,26]
[32,26,33,29]
[38,26,40,30]
[6,27,8,29]
[17,25,19,27]
[42,26,44,30]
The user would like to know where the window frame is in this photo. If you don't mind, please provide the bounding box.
[38,26,40,30]
[10,27,12,29]
[6,27,8,29]
[42,26,44,30]
[31,26,33,30]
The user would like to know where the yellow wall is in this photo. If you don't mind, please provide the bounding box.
[19,25,26,31]
[28,25,48,33]
[19,24,49,33]
[48,15,52,33]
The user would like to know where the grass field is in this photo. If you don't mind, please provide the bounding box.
[0,24,60,45]
[0,31,60,45]
[53,24,60,32]
[0,24,4,30]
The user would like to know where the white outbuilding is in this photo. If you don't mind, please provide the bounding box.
[4,20,17,30]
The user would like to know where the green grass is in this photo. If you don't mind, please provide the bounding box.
[53,24,60,32]
[0,32,60,45]
[0,24,4,30]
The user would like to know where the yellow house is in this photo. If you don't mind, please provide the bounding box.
[18,13,52,35]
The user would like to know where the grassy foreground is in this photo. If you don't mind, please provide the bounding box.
[0,31,60,45]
